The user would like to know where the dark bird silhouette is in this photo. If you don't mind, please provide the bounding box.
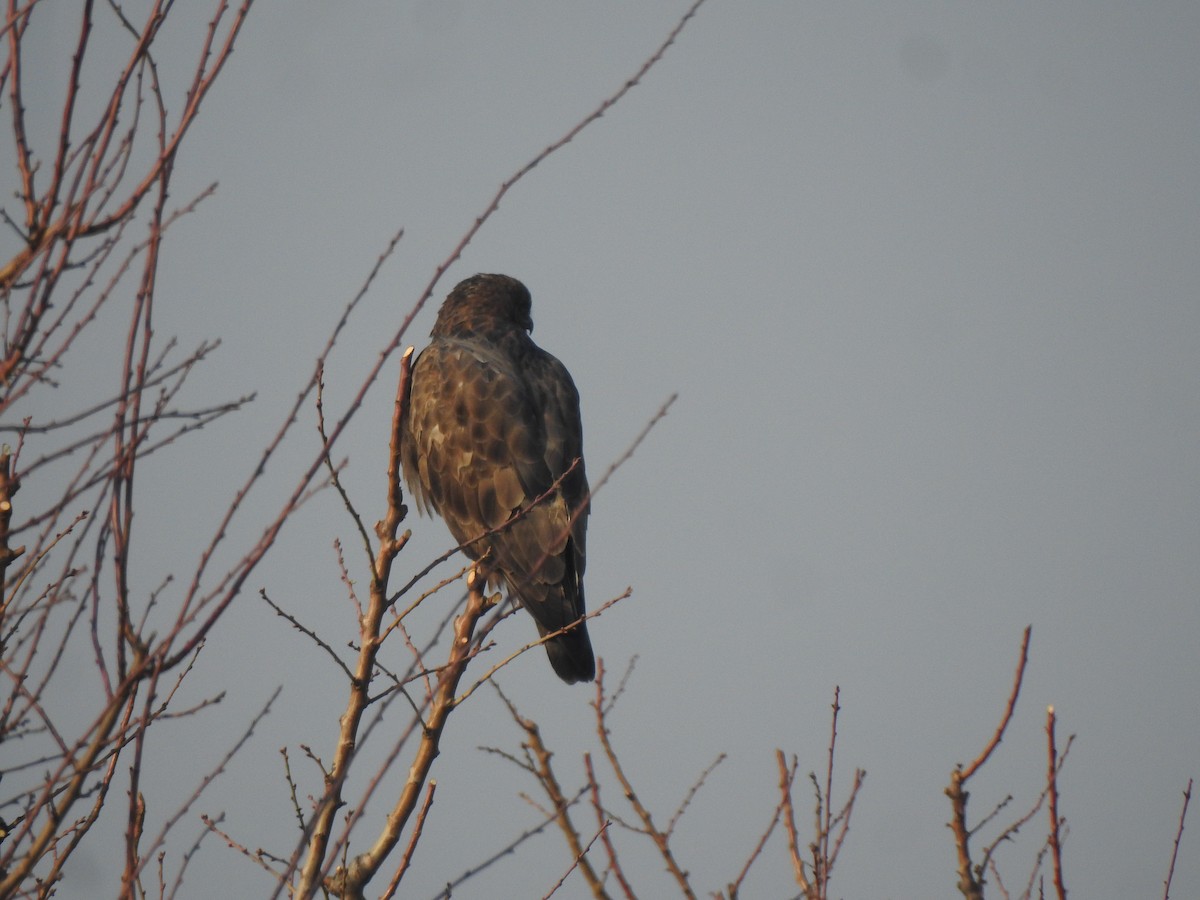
[400,274,594,683]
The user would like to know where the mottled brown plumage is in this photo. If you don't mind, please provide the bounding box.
[400,274,594,683]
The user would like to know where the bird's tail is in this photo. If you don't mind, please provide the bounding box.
[539,618,595,684]
[504,571,595,684]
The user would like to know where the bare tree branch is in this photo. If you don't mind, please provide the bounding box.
[1045,707,1067,900]
[1163,777,1193,900]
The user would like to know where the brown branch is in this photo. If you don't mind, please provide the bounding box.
[287,349,522,897]
[1045,707,1066,900]
[380,563,469,647]
[541,394,676,582]
[321,566,490,898]
[4,0,39,237]
[260,587,355,682]
[160,218,407,683]
[963,626,1032,781]
[946,769,983,895]
[0,449,26,611]
[454,590,629,705]
[432,781,592,899]
[0,335,223,436]
[774,687,864,900]
[0,672,135,893]
[971,793,1015,842]
[200,813,287,883]
[777,751,811,895]
[392,0,709,365]
[947,626,1033,900]
[726,753,788,898]
[0,1,253,293]
[667,752,725,839]
[542,821,610,900]
[585,752,635,899]
[279,747,307,834]
[1163,777,1193,900]
[818,686,840,894]
[133,686,281,884]
[493,685,610,899]
[593,659,696,900]
[379,781,436,900]
[293,349,415,898]
[827,768,865,883]
[227,3,704,893]
[315,367,375,568]
[978,733,1074,878]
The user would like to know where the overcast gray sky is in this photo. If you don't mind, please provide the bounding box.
[20,2,1200,897]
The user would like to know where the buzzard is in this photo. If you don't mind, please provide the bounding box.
[400,274,595,683]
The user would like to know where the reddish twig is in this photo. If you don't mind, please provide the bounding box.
[454,590,629,705]
[725,753,788,898]
[133,686,281,883]
[667,752,726,838]
[393,0,709,362]
[319,566,490,898]
[1163,777,1193,900]
[292,350,418,898]
[379,781,437,900]
[586,751,634,899]
[1045,707,1066,900]
[593,660,696,900]
[542,821,610,900]
[963,626,1032,781]
[946,626,1033,900]
[432,782,592,898]
[491,686,609,898]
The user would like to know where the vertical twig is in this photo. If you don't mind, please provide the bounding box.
[294,349,414,898]
[1045,706,1067,900]
[777,750,814,897]
[326,564,490,898]
[0,449,24,617]
[1163,777,1193,900]
[819,687,840,894]
[586,752,633,899]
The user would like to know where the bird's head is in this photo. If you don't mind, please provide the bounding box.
[432,273,534,337]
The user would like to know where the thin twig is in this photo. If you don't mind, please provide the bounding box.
[428,783,591,900]
[1163,777,1193,900]
[492,683,609,898]
[454,591,629,705]
[666,753,725,838]
[593,660,696,900]
[542,821,610,900]
[726,757,787,897]
[260,588,355,682]
[1045,707,1066,900]
[978,734,1075,878]
[380,781,436,900]
[963,626,1032,781]
[394,0,710,361]
[586,752,635,900]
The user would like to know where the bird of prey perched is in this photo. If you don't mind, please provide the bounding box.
[400,274,595,684]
